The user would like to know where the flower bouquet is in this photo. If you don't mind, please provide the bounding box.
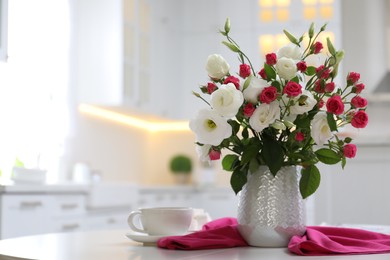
[189,19,368,199]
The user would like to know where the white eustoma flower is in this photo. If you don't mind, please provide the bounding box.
[305,53,327,68]
[205,54,230,80]
[277,43,302,61]
[288,90,317,115]
[195,144,212,162]
[275,57,297,80]
[249,101,280,132]
[189,108,232,146]
[242,76,267,103]
[211,83,244,118]
[311,112,333,146]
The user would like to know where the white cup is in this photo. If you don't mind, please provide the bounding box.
[127,207,193,236]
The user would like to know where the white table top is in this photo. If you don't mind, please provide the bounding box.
[0,229,390,260]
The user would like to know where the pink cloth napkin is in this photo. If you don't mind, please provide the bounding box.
[288,226,390,256]
[157,217,248,250]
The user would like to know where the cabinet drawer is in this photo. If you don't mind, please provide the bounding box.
[51,195,86,216]
[52,217,85,233]
[0,195,52,238]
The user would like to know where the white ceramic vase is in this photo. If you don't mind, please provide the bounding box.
[237,165,306,247]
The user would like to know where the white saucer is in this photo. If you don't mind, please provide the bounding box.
[125,230,191,244]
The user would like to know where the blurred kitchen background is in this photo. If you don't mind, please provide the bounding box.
[0,0,389,239]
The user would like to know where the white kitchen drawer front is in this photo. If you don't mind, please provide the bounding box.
[52,216,86,233]
[0,194,53,238]
[86,212,129,230]
[51,194,86,216]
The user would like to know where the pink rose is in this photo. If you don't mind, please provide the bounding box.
[243,103,255,117]
[209,148,221,161]
[351,96,368,108]
[224,76,240,90]
[239,64,251,78]
[325,82,335,93]
[259,86,278,104]
[283,81,302,97]
[265,53,277,66]
[258,68,267,80]
[207,82,217,94]
[347,72,360,84]
[343,143,357,158]
[296,61,307,73]
[326,95,344,115]
[312,42,323,54]
[351,110,368,128]
[353,83,365,94]
[295,132,305,142]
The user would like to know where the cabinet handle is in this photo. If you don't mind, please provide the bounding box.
[61,203,78,210]
[62,223,80,231]
[107,218,117,224]
[20,201,43,208]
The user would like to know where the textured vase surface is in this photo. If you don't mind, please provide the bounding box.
[237,165,306,247]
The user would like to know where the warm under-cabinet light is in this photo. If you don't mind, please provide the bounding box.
[79,104,190,132]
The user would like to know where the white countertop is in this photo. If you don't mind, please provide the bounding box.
[0,229,389,260]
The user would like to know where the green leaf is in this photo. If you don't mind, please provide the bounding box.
[222,154,239,171]
[315,148,341,165]
[249,157,260,173]
[261,139,284,176]
[242,127,249,139]
[326,112,338,132]
[230,169,247,195]
[290,76,299,83]
[294,115,310,129]
[344,137,352,143]
[305,66,316,76]
[341,157,347,169]
[228,120,240,135]
[264,63,276,80]
[300,165,321,199]
[241,140,261,165]
[14,158,25,167]
[271,81,281,92]
[222,41,240,52]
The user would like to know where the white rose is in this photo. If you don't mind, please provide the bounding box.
[275,57,297,80]
[189,108,232,146]
[277,43,302,61]
[305,53,327,67]
[242,76,267,103]
[205,54,230,80]
[311,112,333,146]
[196,144,212,162]
[288,90,317,115]
[249,101,280,132]
[211,83,244,118]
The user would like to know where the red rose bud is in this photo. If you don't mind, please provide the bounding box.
[258,68,267,80]
[314,80,325,93]
[343,143,357,158]
[243,103,255,117]
[283,81,302,97]
[316,65,331,79]
[265,53,277,66]
[207,82,217,94]
[351,96,368,108]
[353,83,365,94]
[347,72,360,84]
[295,132,305,142]
[259,86,278,104]
[296,61,307,73]
[326,95,344,115]
[318,99,325,109]
[209,149,221,161]
[239,64,251,78]
[351,110,368,128]
[224,76,240,89]
[325,82,335,93]
[312,41,324,54]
